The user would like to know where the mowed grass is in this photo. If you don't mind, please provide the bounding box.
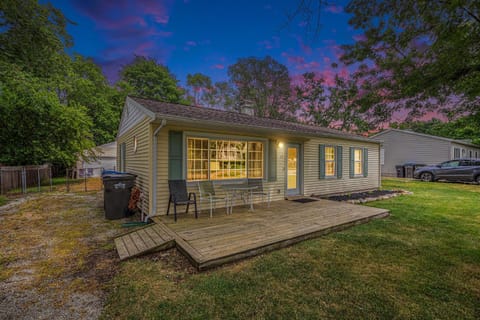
[0,195,7,206]
[101,179,480,319]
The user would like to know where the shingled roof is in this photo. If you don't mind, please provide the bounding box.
[129,96,378,143]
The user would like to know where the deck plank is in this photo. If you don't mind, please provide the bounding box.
[122,199,389,267]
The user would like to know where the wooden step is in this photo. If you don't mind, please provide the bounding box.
[114,224,175,260]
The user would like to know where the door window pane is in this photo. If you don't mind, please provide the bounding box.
[287,147,297,189]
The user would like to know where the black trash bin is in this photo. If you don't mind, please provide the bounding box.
[102,173,137,220]
[404,164,415,178]
[404,163,426,178]
[395,165,405,178]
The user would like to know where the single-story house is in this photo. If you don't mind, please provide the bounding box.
[117,96,382,219]
[371,129,480,176]
[76,141,117,177]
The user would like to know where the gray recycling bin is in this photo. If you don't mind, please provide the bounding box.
[395,165,405,178]
[102,173,137,220]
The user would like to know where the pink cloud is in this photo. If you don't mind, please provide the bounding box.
[71,0,174,82]
[186,41,197,46]
[134,41,154,56]
[212,64,225,69]
[325,5,343,14]
[258,36,280,50]
[353,34,367,42]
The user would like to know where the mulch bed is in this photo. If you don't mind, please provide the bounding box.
[316,189,411,204]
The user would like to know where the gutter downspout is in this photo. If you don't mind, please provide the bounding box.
[145,118,167,222]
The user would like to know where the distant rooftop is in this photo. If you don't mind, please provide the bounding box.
[371,128,480,148]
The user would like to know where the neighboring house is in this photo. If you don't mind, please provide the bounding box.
[117,96,382,218]
[371,129,480,176]
[76,141,117,177]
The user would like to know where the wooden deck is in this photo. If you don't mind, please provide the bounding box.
[150,199,389,270]
[114,223,175,260]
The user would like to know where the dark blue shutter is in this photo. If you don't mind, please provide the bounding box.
[336,146,343,179]
[268,140,277,181]
[349,147,355,178]
[168,131,183,179]
[363,147,368,177]
[319,144,325,179]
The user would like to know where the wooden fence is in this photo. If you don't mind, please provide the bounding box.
[0,164,52,195]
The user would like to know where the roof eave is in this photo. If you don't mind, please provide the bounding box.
[154,113,379,144]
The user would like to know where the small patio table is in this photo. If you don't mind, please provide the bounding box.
[221,184,258,213]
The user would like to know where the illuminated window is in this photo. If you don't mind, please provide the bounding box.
[325,146,336,177]
[209,140,246,180]
[354,148,363,175]
[187,138,209,181]
[247,142,264,178]
[187,137,264,181]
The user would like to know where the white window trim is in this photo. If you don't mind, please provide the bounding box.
[183,131,268,184]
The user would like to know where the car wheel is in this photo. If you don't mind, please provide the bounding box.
[476,175,480,184]
[420,172,434,182]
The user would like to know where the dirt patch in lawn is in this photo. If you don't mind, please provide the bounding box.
[316,189,411,203]
[0,191,129,319]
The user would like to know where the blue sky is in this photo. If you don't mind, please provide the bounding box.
[48,0,357,86]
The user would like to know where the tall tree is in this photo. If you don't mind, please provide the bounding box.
[0,62,94,166]
[227,56,294,119]
[341,0,480,117]
[186,73,213,106]
[65,55,123,145]
[0,0,73,78]
[210,81,236,110]
[295,72,330,126]
[296,72,387,132]
[117,56,184,103]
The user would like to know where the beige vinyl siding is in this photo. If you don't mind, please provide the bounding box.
[117,99,151,137]
[372,130,451,176]
[303,138,380,196]
[154,125,285,215]
[117,116,152,215]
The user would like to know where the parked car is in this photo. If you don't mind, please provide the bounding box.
[414,159,480,183]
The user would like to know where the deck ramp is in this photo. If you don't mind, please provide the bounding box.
[114,223,175,260]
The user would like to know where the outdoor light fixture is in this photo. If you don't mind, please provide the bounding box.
[278,142,284,148]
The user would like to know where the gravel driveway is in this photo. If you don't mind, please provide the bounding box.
[0,192,124,319]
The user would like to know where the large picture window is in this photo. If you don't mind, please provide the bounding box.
[187,137,264,181]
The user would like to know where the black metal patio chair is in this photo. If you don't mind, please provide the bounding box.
[167,180,198,222]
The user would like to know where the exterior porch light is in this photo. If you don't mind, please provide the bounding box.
[278,142,284,148]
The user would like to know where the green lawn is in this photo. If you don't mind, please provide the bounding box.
[0,195,7,206]
[101,179,480,319]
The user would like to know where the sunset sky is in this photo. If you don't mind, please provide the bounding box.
[48,0,356,85]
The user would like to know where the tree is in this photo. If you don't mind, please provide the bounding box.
[341,0,480,118]
[117,56,184,103]
[0,62,94,166]
[0,0,73,78]
[210,81,236,110]
[227,56,294,119]
[391,115,480,145]
[186,73,213,106]
[64,55,123,145]
[295,72,330,126]
[296,72,387,132]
